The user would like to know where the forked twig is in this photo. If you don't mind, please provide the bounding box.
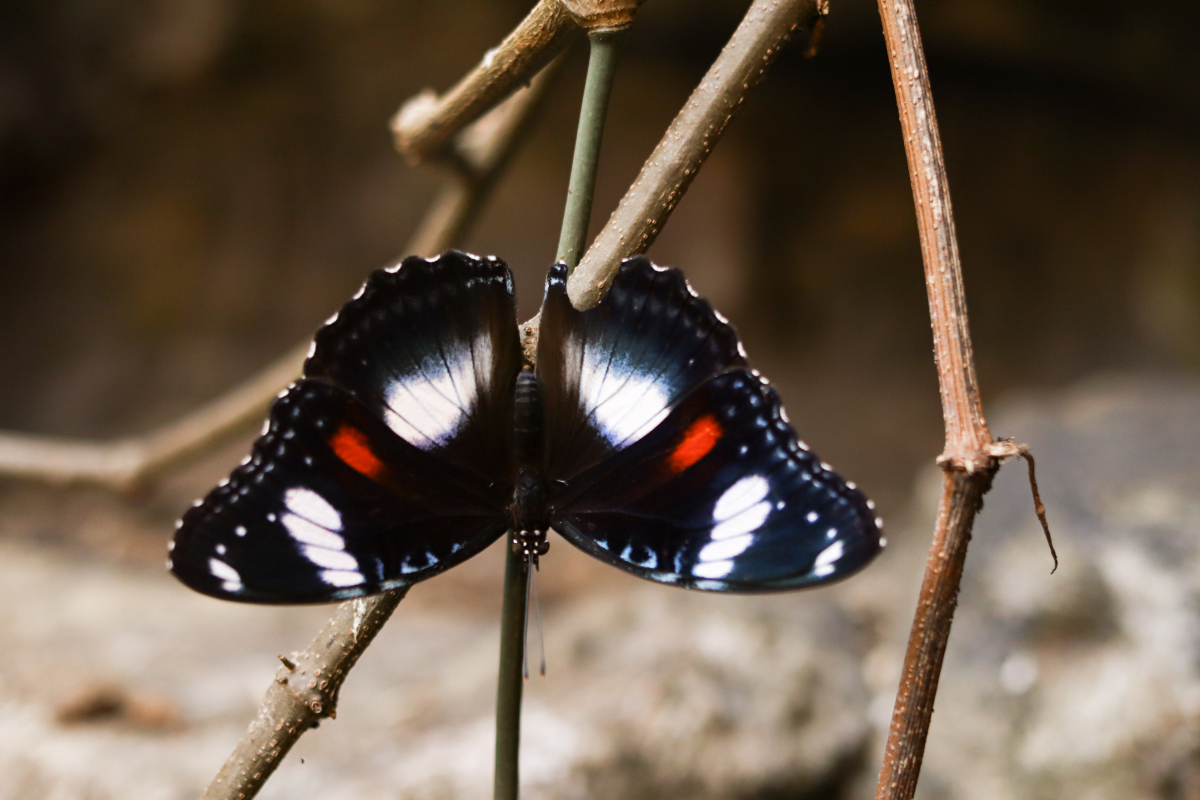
[871,0,1053,797]
[0,63,556,492]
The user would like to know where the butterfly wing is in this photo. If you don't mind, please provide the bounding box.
[536,257,746,483]
[171,251,521,603]
[537,257,882,592]
[305,251,521,482]
[547,370,883,591]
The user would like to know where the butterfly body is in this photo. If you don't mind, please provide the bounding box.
[510,367,550,565]
[169,252,883,603]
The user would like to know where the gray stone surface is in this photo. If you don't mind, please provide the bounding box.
[871,376,1200,800]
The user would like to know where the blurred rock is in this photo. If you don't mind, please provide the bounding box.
[0,518,875,799]
[5,370,1200,798]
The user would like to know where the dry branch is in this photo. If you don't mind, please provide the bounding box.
[871,0,1022,798]
[0,67,555,491]
[201,591,407,800]
[391,0,577,163]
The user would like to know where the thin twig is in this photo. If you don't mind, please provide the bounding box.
[200,592,407,800]
[494,547,529,800]
[0,65,556,491]
[556,30,625,269]
[870,0,1039,798]
[390,0,577,164]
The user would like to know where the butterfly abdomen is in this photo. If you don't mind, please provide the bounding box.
[511,367,550,563]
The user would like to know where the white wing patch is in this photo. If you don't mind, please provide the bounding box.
[573,334,671,446]
[321,570,365,588]
[302,545,359,571]
[282,512,345,551]
[208,558,244,593]
[692,475,775,581]
[692,560,734,579]
[698,533,754,563]
[281,487,362,585]
[284,487,342,531]
[713,475,770,522]
[813,540,845,578]
[381,337,485,450]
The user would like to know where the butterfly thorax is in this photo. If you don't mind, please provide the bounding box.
[510,367,550,566]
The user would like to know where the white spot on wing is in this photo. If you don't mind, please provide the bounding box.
[284,487,343,531]
[813,540,845,577]
[322,570,364,588]
[303,545,359,571]
[209,558,243,592]
[713,475,770,522]
[693,559,734,579]
[699,533,754,562]
[711,500,771,540]
[283,512,345,551]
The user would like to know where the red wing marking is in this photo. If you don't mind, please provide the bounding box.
[331,424,386,480]
[669,414,722,473]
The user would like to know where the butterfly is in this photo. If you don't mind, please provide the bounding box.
[169,251,884,603]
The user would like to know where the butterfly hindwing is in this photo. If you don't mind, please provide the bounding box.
[536,257,747,482]
[171,253,521,603]
[548,370,883,592]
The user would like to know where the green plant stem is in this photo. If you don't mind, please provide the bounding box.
[556,29,625,271]
[494,545,528,800]
[493,28,625,800]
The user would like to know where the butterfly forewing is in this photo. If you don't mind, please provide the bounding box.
[305,251,522,482]
[548,370,882,591]
[536,258,747,482]
[171,253,521,603]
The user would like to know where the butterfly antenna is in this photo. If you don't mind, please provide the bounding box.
[531,562,547,677]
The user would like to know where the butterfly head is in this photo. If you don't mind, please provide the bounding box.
[512,527,550,568]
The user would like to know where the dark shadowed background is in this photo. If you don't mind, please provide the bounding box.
[3,1,1200,798]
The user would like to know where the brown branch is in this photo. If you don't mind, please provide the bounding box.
[871,0,1019,798]
[201,591,407,800]
[566,0,823,310]
[390,0,577,164]
[0,65,555,491]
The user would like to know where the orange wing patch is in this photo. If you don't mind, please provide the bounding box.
[669,414,722,473]
[331,424,386,480]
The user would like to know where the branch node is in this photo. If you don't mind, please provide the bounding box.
[277,655,296,671]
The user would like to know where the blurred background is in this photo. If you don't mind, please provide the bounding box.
[2,0,1200,798]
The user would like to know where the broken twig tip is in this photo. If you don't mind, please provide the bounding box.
[989,439,1057,574]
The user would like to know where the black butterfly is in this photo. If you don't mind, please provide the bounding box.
[169,251,883,603]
